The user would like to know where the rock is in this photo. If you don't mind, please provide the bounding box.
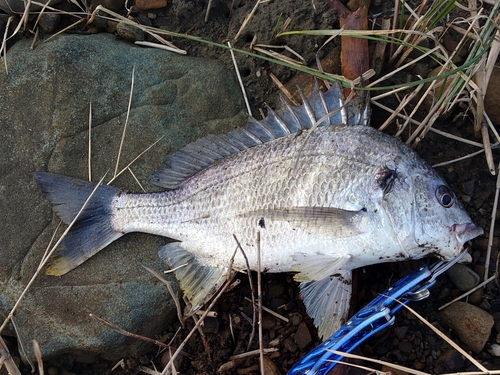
[135,0,167,11]
[90,0,125,12]
[262,355,282,375]
[294,322,312,349]
[446,263,480,292]
[0,0,61,14]
[439,302,494,353]
[38,12,61,33]
[0,33,246,362]
[116,22,145,42]
[436,349,466,372]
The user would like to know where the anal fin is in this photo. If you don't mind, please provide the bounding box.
[300,271,352,339]
[158,243,229,315]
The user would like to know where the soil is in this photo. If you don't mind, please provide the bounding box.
[2,0,500,374]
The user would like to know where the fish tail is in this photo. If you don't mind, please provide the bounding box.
[33,172,123,276]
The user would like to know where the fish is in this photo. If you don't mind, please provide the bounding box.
[33,80,483,339]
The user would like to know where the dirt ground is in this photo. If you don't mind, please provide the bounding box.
[2,0,500,374]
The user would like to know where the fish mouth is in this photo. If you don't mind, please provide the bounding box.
[451,223,484,245]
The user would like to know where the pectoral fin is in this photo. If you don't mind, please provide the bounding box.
[158,243,230,315]
[300,271,352,339]
[245,207,367,237]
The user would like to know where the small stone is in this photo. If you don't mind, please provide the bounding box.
[412,63,429,78]
[262,315,276,330]
[47,367,59,375]
[439,302,494,353]
[262,356,282,375]
[489,343,500,356]
[90,0,124,11]
[446,264,480,292]
[294,322,312,349]
[288,312,302,326]
[399,341,413,354]
[202,316,219,333]
[381,365,409,375]
[436,348,466,372]
[116,22,145,42]
[0,0,60,14]
[468,287,483,305]
[134,0,167,10]
[394,326,408,340]
[38,12,61,33]
[283,337,298,353]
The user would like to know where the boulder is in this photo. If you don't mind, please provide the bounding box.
[0,33,246,362]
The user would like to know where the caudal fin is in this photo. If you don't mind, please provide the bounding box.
[33,172,123,276]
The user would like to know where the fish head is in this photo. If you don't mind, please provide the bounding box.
[380,157,483,261]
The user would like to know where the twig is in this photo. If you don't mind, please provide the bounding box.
[228,41,252,117]
[32,340,44,375]
[186,300,211,363]
[88,313,191,357]
[229,348,278,360]
[114,65,135,179]
[204,0,213,22]
[232,235,257,350]
[256,232,264,375]
[233,0,270,41]
[268,71,300,106]
[142,265,184,328]
[134,41,187,55]
[0,335,21,375]
[484,163,500,281]
[244,297,289,322]
[88,101,92,181]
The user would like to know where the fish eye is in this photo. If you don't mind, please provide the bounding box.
[436,185,455,208]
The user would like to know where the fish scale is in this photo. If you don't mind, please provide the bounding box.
[33,81,483,341]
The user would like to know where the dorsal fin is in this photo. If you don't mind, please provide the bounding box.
[150,80,371,189]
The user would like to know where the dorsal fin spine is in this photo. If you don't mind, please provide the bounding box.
[150,81,370,189]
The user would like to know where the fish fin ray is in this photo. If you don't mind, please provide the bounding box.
[33,172,123,276]
[292,254,350,282]
[300,271,352,339]
[150,82,370,189]
[158,243,229,314]
[245,207,367,236]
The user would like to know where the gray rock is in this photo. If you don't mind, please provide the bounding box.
[0,33,246,362]
[0,0,61,14]
[446,263,480,292]
[439,302,494,353]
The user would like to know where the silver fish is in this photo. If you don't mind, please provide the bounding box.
[33,81,483,339]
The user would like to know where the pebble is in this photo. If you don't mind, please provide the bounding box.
[294,322,312,349]
[135,0,167,10]
[381,365,409,375]
[262,315,276,330]
[38,12,60,33]
[439,302,494,353]
[436,348,466,372]
[468,287,483,305]
[288,312,302,326]
[116,22,145,42]
[446,263,480,292]
[89,0,123,11]
[394,326,408,340]
[262,356,282,375]
[489,343,500,356]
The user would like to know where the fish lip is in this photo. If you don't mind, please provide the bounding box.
[451,222,484,245]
